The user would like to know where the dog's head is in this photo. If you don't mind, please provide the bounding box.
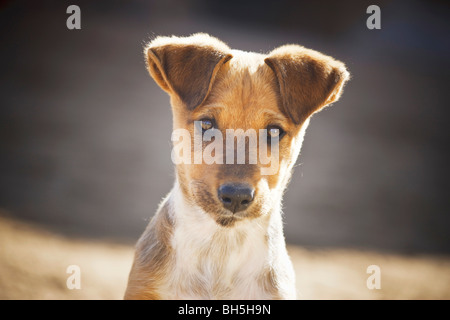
[145,33,349,227]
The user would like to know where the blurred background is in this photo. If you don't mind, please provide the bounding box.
[0,0,449,299]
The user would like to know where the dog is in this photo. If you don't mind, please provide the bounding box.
[124,33,349,299]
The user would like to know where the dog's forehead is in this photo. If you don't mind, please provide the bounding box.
[203,49,281,119]
[229,49,266,72]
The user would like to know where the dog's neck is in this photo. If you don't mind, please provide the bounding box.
[165,180,287,299]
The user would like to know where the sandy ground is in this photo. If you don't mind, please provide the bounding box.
[0,214,449,300]
[0,215,132,300]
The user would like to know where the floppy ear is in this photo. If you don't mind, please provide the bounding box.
[145,33,233,110]
[265,45,350,125]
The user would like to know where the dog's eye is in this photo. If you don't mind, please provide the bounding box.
[267,125,285,140]
[200,119,214,132]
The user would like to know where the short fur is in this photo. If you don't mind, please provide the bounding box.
[124,33,349,299]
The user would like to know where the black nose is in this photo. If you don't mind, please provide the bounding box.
[218,183,255,213]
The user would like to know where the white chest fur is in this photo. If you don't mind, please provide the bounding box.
[161,184,279,299]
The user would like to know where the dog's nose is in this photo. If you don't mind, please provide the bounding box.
[218,183,255,213]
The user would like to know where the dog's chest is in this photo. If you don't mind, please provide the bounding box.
[163,216,272,299]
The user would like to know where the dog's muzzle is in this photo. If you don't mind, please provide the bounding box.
[218,183,255,213]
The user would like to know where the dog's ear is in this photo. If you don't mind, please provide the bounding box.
[145,33,233,110]
[265,45,349,125]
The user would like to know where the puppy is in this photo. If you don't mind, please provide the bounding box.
[124,33,349,299]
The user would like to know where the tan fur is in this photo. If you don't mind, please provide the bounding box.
[265,45,349,124]
[125,33,349,299]
[124,196,173,300]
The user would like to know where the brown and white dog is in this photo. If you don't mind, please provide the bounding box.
[124,33,349,299]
